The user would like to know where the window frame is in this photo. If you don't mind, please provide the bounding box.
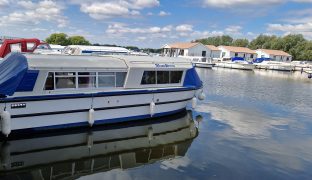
[140,70,184,86]
[43,71,127,91]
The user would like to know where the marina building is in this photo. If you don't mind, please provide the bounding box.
[162,42,213,58]
[206,45,221,59]
[218,46,257,61]
[256,49,292,62]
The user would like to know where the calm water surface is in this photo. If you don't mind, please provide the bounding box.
[1,68,312,180]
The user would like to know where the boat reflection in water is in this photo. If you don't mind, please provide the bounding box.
[0,110,198,179]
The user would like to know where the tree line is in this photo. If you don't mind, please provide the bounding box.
[193,34,312,61]
[46,33,91,46]
[46,33,162,54]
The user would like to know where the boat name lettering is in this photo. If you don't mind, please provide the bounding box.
[155,64,175,68]
[11,103,26,109]
[11,161,24,168]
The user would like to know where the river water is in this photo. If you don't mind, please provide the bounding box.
[0,68,311,180]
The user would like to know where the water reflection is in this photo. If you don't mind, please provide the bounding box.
[0,111,198,180]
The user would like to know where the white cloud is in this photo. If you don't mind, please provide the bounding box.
[267,7,312,39]
[159,11,171,16]
[0,0,9,7]
[106,23,173,34]
[202,0,312,8]
[267,23,312,39]
[175,24,193,32]
[78,0,159,19]
[0,0,67,28]
[225,25,242,35]
[202,0,283,8]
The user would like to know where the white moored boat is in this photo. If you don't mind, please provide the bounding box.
[182,56,214,68]
[254,58,294,71]
[0,53,204,137]
[215,57,255,70]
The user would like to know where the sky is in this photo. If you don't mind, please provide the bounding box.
[0,0,312,48]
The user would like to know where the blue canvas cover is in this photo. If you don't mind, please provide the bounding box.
[183,67,203,89]
[0,53,28,96]
[231,57,245,61]
[253,58,271,63]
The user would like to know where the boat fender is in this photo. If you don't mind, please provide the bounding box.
[88,108,95,127]
[147,127,153,141]
[1,110,11,137]
[192,97,197,109]
[308,74,312,79]
[0,142,11,169]
[198,91,206,101]
[150,101,155,117]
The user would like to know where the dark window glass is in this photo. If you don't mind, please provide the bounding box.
[78,72,96,76]
[141,71,156,84]
[78,76,96,88]
[55,77,76,89]
[44,72,54,90]
[98,76,115,87]
[116,72,127,87]
[157,71,169,84]
[170,71,183,83]
[235,53,238,57]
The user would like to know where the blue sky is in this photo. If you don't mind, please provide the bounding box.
[0,0,312,48]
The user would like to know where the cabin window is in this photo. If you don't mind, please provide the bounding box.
[251,54,254,58]
[78,72,96,88]
[141,71,183,85]
[44,72,54,90]
[98,72,115,87]
[170,71,183,83]
[44,71,127,90]
[157,71,170,84]
[234,53,238,57]
[55,72,76,89]
[141,71,156,84]
[116,72,127,87]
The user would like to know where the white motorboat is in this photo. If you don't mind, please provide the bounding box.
[254,58,294,71]
[215,57,255,70]
[0,53,205,137]
[180,56,214,68]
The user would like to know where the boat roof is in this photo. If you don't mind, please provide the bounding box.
[24,54,128,70]
[23,53,192,70]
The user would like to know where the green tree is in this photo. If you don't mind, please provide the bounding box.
[232,38,249,47]
[248,34,277,49]
[195,35,233,46]
[68,36,90,45]
[45,33,69,46]
[282,34,305,52]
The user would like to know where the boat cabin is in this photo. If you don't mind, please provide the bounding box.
[0,53,200,97]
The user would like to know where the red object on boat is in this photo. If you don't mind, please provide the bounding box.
[0,38,48,58]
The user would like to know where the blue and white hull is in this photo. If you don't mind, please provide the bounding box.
[0,53,203,136]
[3,88,196,133]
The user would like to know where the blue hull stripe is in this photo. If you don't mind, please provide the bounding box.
[1,86,198,103]
[10,108,186,133]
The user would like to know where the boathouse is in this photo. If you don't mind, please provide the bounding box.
[162,42,213,58]
[218,46,256,61]
[256,49,292,62]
